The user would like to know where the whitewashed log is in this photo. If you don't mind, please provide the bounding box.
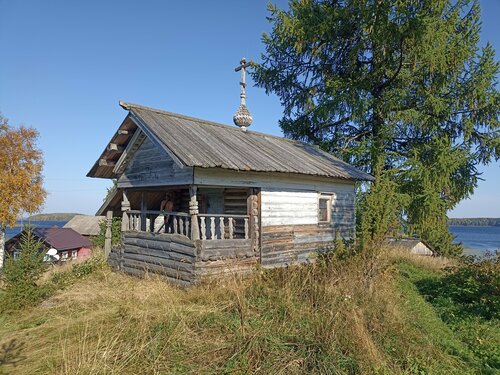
[228,218,234,239]
[210,217,216,240]
[200,217,206,240]
[219,217,225,239]
[244,218,249,240]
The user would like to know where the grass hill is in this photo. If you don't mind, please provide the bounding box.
[0,249,498,374]
[27,213,81,222]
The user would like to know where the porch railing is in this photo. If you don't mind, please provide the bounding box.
[127,210,191,237]
[125,211,251,241]
[198,214,250,240]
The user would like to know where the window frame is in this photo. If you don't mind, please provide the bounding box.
[318,194,333,224]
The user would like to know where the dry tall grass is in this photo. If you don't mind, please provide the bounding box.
[0,248,467,374]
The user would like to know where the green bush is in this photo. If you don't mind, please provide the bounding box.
[0,230,52,311]
[91,217,122,248]
[51,252,108,289]
[419,254,500,321]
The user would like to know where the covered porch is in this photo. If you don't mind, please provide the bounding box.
[106,185,260,284]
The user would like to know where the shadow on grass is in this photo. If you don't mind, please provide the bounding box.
[0,338,26,370]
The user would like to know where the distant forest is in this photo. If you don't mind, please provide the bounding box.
[27,213,80,222]
[448,218,500,226]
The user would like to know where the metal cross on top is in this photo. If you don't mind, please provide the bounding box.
[233,57,253,131]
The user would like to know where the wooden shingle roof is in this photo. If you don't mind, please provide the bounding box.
[88,101,374,182]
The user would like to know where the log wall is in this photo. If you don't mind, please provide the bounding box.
[109,233,257,285]
[260,186,356,268]
[194,239,258,278]
[261,224,337,267]
[118,232,197,286]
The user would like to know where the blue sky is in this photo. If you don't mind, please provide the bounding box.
[0,0,498,218]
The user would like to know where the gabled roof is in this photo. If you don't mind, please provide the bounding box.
[88,101,374,182]
[33,228,92,251]
[63,215,104,236]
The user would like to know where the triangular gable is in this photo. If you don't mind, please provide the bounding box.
[117,136,193,188]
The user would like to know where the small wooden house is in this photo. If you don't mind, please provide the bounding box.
[63,215,105,238]
[87,101,373,285]
[387,238,435,256]
[5,228,92,262]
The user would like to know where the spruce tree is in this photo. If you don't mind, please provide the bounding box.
[254,0,500,255]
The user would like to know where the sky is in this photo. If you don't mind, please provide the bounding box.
[0,0,498,218]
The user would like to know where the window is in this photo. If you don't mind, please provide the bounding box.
[71,250,78,259]
[318,194,332,223]
[61,252,68,261]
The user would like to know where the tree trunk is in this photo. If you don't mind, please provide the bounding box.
[0,226,5,269]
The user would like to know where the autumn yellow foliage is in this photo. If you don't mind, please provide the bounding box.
[0,115,46,228]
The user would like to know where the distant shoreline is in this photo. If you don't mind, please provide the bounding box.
[25,213,81,222]
[448,218,500,227]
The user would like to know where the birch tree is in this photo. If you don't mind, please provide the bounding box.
[0,115,46,267]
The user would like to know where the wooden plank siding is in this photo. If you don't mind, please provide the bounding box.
[261,225,336,267]
[260,187,356,268]
[261,190,318,225]
[118,137,193,188]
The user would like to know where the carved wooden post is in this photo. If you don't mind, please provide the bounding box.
[210,217,216,239]
[228,218,234,239]
[189,185,200,240]
[140,192,147,232]
[244,218,249,240]
[104,210,113,258]
[200,217,206,240]
[121,189,130,232]
[219,217,225,239]
[250,189,260,254]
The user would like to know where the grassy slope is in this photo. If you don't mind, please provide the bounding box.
[0,251,496,374]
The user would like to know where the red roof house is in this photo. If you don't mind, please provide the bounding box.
[5,227,92,262]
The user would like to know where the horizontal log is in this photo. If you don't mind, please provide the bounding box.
[122,252,194,273]
[123,233,196,254]
[123,245,195,264]
[122,258,193,282]
[121,265,192,287]
[200,239,252,250]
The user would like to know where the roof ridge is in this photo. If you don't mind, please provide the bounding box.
[119,100,310,146]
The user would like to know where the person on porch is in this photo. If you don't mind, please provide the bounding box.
[160,192,175,233]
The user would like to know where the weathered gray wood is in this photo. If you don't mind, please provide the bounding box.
[99,159,116,167]
[121,189,130,231]
[122,233,196,257]
[200,217,206,240]
[228,218,234,239]
[121,265,192,287]
[118,137,193,188]
[123,245,194,263]
[189,185,200,241]
[104,210,113,258]
[210,217,216,240]
[107,143,124,152]
[126,231,195,247]
[122,252,194,274]
[122,258,193,282]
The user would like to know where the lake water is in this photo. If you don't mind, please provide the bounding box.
[5,220,68,240]
[449,225,500,255]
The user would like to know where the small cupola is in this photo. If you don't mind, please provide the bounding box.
[233,57,253,131]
